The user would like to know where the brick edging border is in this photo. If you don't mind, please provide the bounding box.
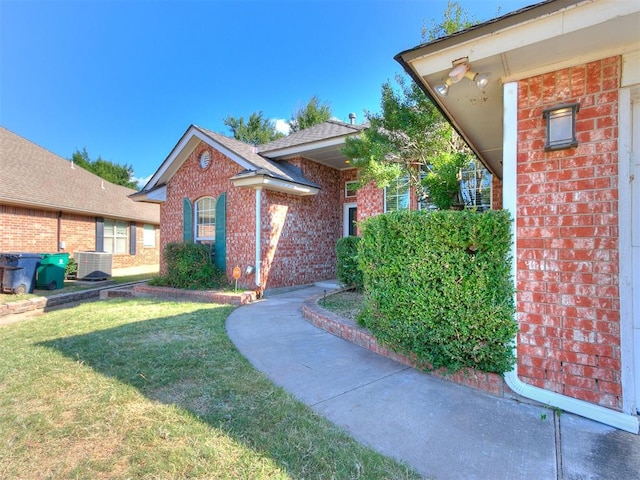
[301,290,507,397]
[132,284,257,306]
[0,288,102,317]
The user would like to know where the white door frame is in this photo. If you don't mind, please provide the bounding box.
[343,202,357,237]
[619,85,640,415]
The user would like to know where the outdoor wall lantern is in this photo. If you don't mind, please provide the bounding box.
[542,103,580,151]
[245,265,255,275]
[435,58,491,97]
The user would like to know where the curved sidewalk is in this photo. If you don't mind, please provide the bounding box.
[226,285,639,480]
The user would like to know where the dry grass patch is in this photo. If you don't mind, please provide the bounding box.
[318,289,366,321]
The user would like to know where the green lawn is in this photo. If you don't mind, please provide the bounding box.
[0,298,419,479]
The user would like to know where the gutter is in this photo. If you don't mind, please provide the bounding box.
[503,81,639,434]
[255,188,262,288]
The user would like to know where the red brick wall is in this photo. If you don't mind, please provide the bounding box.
[160,142,255,285]
[161,144,344,290]
[356,181,384,224]
[0,204,159,271]
[516,57,622,409]
[260,157,342,288]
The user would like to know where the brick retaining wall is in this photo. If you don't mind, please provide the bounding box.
[302,291,507,397]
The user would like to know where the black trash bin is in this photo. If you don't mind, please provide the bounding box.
[0,253,42,294]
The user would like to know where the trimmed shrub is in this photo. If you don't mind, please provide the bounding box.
[357,209,516,374]
[65,257,77,280]
[336,236,363,290]
[151,242,229,290]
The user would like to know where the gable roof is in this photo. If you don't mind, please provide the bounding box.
[134,120,363,202]
[0,126,159,224]
[395,0,640,179]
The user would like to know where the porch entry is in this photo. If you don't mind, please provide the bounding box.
[343,203,357,237]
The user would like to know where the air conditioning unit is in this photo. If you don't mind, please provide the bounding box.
[74,251,113,281]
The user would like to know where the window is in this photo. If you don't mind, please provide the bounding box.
[195,196,216,243]
[103,219,128,254]
[384,176,410,212]
[459,161,492,211]
[143,224,156,247]
[345,181,358,198]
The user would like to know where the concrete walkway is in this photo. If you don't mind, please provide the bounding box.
[226,285,640,480]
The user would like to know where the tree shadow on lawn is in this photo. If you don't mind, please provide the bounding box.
[37,303,417,479]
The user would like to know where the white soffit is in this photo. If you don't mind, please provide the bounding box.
[409,0,639,80]
[231,175,320,196]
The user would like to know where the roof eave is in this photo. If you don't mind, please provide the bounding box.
[230,174,320,196]
[394,0,640,180]
[0,196,159,223]
[129,185,167,204]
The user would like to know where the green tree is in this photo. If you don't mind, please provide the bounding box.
[342,2,478,210]
[421,0,475,41]
[288,95,332,133]
[70,148,138,189]
[223,111,284,145]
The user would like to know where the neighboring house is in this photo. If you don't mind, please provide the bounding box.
[0,127,160,276]
[396,0,639,432]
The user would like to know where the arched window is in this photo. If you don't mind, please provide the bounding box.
[194,196,216,243]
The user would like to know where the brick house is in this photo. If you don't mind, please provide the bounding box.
[134,120,497,293]
[0,127,160,276]
[396,0,639,432]
[132,121,374,290]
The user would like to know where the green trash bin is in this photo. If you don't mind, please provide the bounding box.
[36,253,70,290]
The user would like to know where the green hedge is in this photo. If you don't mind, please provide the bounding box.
[151,242,229,290]
[357,209,517,374]
[336,236,363,290]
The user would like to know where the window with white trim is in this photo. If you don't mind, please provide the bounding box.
[459,161,492,211]
[103,219,128,254]
[384,176,410,212]
[195,196,216,243]
[345,181,358,198]
[143,224,156,247]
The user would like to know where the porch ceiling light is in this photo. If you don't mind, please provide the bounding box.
[435,59,491,97]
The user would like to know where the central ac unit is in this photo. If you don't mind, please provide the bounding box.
[74,251,113,281]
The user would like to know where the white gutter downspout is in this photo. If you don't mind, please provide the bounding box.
[255,188,262,287]
[502,81,639,434]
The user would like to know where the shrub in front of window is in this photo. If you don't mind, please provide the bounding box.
[357,209,517,375]
[152,242,228,290]
[336,236,363,290]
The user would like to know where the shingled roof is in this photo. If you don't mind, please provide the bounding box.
[194,126,320,189]
[258,119,366,155]
[0,126,159,223]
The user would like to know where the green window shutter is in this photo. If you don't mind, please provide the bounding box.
[214,193,226,270]
[183,198,193,242]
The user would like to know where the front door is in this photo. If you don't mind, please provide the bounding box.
[343,203,357,237]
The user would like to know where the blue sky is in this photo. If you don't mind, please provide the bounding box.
[1,0,533,187]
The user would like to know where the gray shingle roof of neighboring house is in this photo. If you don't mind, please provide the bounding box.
[194,126,320,189]
[0,126,159,223]
[258,119,366,154]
